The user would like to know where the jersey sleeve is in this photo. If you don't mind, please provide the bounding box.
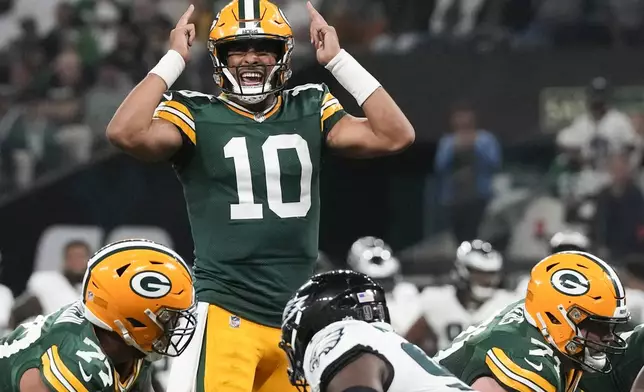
[153,91,197,165]
[319,83,347,138]
[303,320,388,392]
[479,339,560,392]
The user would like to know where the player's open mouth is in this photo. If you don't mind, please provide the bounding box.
[239,71,265,86]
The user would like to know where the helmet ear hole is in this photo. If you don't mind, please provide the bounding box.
[127,317,146,329]
[546,312,562,325]
[116,264,131,277]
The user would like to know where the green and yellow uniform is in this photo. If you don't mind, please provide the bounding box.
[153,83,346,391]
[436,300,584,392]
[0,301,152,392]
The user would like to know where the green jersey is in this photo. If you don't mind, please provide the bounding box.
[153,84,346,327]
[436,300,584,392]
[0,301,152,392]
[578,323,644,392]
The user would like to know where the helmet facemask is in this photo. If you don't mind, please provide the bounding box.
[456,265,502,302]
[559,305,628,373]
[112,303,198,362]
[208,35,293,105]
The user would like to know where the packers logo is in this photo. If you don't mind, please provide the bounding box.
[130,271,172,299]
[551,269,590,296]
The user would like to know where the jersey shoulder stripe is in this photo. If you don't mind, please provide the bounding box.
[320,94,342,126]
[153,90,215,146]
[318,84,346,136]
[41,345,89,392]
[154,100,196,145]
[485,347,555,392]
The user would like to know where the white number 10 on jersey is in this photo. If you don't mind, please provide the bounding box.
[224,134,313,220]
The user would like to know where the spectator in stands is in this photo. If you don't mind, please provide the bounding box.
[85,59,132,149]
[0,94,62,190]
[61,240,91,288]
[435,102,502,243]
[42,1,76,61]
[429,0,487,37]
[557,78,640,172]
[554,77,641,228]
[90,0,122,56]
[9,239,91,328]
[609,0,644,47]
[11,17,40,52]
[42,47,92,165]
[318,0,387,52]
[42,1,99,66]
[593,153,644,259]
[109,22,148,82]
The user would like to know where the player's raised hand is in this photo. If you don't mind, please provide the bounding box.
[170,4,196,62]
[307,1,340,65]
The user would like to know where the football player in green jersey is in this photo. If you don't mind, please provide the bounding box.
[106,0,414,391]
[436,251,630,392]
[0,239,196,392]
[577,323,644,392]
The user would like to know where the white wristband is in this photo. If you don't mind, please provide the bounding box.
[149,50,186,89]
[325,49,381,106]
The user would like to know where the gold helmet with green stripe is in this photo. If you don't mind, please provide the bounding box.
[208,0,294,105]
[82,239,197,360]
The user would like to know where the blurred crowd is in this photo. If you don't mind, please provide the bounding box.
[434,76,644,268]
[0,0,643,196]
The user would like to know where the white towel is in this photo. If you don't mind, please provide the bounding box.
[165,301,210,392]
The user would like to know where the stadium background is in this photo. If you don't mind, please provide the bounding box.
[3,0,644,384]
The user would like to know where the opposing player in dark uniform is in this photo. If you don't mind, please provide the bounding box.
[280,270,473,392]
[0,239,196,392]
[436,251,630,392]
[106,0,414,390]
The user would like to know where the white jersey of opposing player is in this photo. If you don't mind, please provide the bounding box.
[304,319,473,392]
[420,285,516,350]
[386,281,422,336]
[0,284,14,336]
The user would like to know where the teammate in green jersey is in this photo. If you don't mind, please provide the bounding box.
[436,251,630,392]
[106,0,414,391]
[0,239,196,392]
[577,323,644,392]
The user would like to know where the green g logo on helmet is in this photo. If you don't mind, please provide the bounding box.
[130,271,172,299]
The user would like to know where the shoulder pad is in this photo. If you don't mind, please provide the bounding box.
[303,320,379,390]
[620,323,644,342]
[392,281,419,298]
[171,90,215,104]
[420,285,456,305]
[41,335,115,392]
[286,83,327,99]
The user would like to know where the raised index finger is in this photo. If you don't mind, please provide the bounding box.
[306,1,327,26]
[177,4,195,27]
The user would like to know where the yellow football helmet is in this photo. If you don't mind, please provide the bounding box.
[524,251,629,373]
[208,0,294,104]
[82,239,196,359]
